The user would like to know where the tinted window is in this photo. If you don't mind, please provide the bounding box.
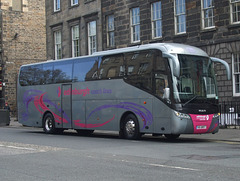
[32,65,43,85]
[19,66,32,86]
[73,57,99,82]
[43,63,53,84]
[124,50,155,92]
[53,61,73,83]
[19,65,43,86]
[98,54,124,79]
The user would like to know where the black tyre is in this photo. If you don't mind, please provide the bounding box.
[164,134,180,140]
[121,114,141,140]
[43,113,57,134]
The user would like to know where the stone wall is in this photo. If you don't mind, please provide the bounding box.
[101,0,240,103]
[0,0,46,116]
[46,0,102,60]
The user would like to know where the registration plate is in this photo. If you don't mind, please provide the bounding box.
[196,125,207,130]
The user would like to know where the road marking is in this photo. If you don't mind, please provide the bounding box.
[213,140,240,145]
[120,159,200,171]
[4,145,37,151]
[147,163,200,171]
[0,141,63,153]
[86,154,200,172]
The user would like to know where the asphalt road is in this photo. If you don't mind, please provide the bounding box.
[0,126,240,181]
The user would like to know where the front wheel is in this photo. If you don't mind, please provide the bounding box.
[121,114,141,140]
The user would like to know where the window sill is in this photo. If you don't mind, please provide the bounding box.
[174,33,187,38]
[106,46,116,50]
[200,27,217,33]
[128,41,141,47]
[233,94,240,97]
[84,0,95,4]
[228,23,240,29]
[149,37,163,43]
[52,10,61,15]
[69,4,79,9]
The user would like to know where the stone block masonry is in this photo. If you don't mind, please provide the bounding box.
[0,0,46,116]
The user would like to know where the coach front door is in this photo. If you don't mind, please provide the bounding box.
[62,84,72,129]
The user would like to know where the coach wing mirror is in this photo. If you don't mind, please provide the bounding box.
[163,53,180,77]
[210,57,231,80]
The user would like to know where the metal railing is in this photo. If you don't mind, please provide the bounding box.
[219,101,240,127]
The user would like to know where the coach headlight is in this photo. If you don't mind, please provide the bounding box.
[174,111,191,119]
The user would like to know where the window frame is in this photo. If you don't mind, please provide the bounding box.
[54,30,62,60]
[151,1,162,39]
[88,21,97,55]
[201,0,215,29]
[174,0,186,35]
[130,7,140,43]
[71,0,79,6]
[232,53,240,96]
[107,15,115,47]
[71,25,80,57]
[54,0,61,12]
[230,0,240,24]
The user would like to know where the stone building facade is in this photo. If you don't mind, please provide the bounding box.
[46,0,240,104]
[46,0,102,60]
[0,0,46,115]
[101,0,240,103]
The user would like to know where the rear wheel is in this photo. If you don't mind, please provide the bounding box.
[121,114,141,140]
[43,113,57,134]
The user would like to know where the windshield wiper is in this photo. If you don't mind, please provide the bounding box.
[183,95,199,107]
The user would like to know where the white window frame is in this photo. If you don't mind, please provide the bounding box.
[71,0,79,6]
[130,7,140,43]
[201,0,215,29]
[88,21,97,55]
[71,25,80,57]
[54,31,62,60]
[230,0,240,24]
[107,15,115,47]
[174,0,186,34]
[232,53,240,96]
[54,0,61,12]
[151,1,162,39]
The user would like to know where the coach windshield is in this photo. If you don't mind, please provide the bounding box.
[172,54,218,106]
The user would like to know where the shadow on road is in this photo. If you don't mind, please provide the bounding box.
[20,128,213,144]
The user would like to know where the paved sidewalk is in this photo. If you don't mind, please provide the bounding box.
[8,117,240,142]
[180,128,240,142]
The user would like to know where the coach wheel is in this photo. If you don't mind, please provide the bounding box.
[43,113,56,134]
[164,134,180,140]
[122,114,141,140]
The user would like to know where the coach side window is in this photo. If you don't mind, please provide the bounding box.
[19,67,33,86]
[154,52,170,100]
[19,65,43,86]
[73,57,99,82]
[124,50,154,92]
[98,54,124,79]
[53,60,73,83]
[43,63,54,84]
